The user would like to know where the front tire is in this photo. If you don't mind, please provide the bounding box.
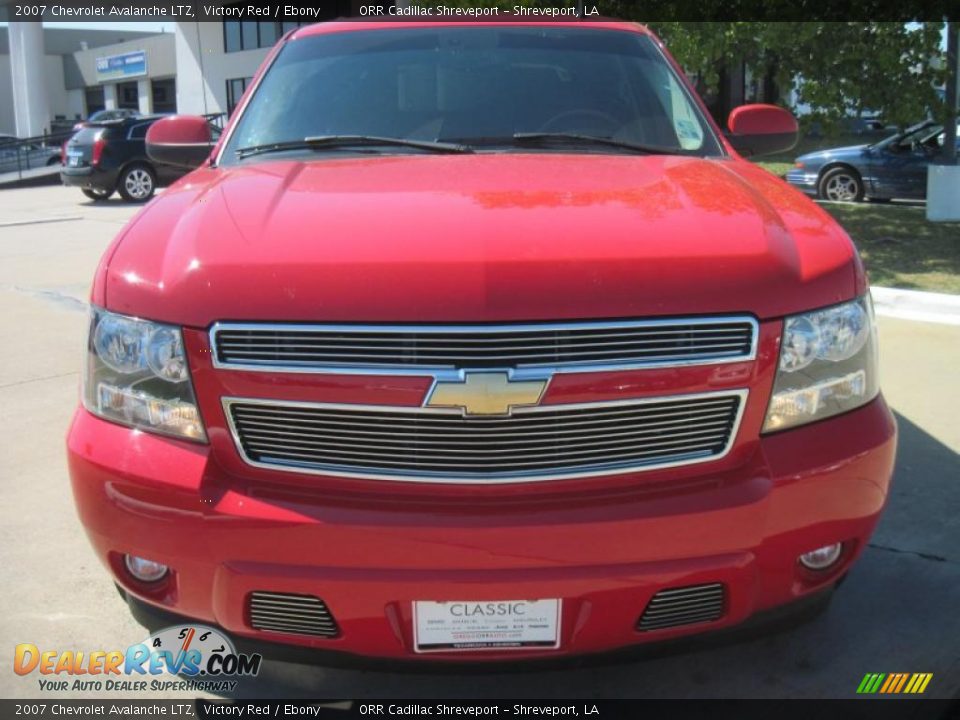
[818,167,864,202]
[118,163,156,202]
[81,188,113,201]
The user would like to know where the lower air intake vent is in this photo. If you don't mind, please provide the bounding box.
[248,591,339,637]
[637,583,725,631]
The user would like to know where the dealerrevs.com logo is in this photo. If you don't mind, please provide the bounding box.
[14,625,262,693]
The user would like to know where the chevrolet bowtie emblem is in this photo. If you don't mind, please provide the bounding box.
[425,372,548,416]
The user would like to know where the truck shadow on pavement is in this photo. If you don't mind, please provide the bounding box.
[209,411,959,700]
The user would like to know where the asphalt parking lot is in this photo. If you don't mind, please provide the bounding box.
[1,185,958,700]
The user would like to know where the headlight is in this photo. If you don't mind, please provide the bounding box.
[763,296,879,432]
[83,308,206,441]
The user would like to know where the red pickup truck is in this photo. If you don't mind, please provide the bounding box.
[68,21,896,663]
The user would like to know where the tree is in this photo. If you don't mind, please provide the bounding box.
[414,5,948,130]
[643,22,947,130]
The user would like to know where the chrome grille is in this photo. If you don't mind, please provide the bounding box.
[224,391,746,483]
[211,318,757,373]
[637,583,725,631]
[248,591,339,637]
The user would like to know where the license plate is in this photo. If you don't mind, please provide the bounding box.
[68,155,81,167]
[413,599,561,653]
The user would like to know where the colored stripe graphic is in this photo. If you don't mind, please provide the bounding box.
[856,673,886,694]
[906,673,933,693]
[857,673,932,694]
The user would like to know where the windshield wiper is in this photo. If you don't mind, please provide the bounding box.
[236,135,473,159]
[511,132,681,155]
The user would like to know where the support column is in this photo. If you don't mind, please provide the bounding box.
[8,22,50,137]
[927,20,959,222]
[103,83,118,111]
[174,22,211,115]
[942,21,958,166]
[138,79,153,114]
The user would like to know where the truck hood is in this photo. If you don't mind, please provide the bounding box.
[102,154,858,327]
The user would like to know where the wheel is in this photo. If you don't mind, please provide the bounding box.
[818,167,864,202]
[46,156,61,166]
[81,188,113,201]
[117,163,156,202]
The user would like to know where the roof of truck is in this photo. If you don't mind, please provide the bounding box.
[291,20,650,41]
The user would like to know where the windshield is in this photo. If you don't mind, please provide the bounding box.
[220,27,722,164]
[879,123,960,153]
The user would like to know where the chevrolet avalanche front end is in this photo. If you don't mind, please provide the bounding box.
[67,21,896,662]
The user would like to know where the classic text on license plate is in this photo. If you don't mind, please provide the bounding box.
[413,599,561,653]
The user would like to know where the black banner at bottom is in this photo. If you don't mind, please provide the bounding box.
[2,699,959,720]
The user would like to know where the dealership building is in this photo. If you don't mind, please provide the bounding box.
[172,1,359,115]
[0,24,177,136]
[2,1,365,137]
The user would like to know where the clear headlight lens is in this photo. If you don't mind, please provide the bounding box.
[779,315,819,372]
[83,308,206,441]
[93,313,148,374]
[144,327,189,382]
[763,296,879,432]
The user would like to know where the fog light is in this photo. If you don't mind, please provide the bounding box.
[124,555,168,583]
[798,543,843,571]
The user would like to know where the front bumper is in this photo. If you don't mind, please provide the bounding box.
[785,169,818,195]
[123,582,836,670]
[67,397,896,662]
[61,166,116,192]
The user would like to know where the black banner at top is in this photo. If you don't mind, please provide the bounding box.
[0,0,956,23]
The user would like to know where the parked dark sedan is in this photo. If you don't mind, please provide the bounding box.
[61,116,186,202]
[786,121,960,202]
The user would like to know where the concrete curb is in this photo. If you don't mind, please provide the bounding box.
[871,286,960,326]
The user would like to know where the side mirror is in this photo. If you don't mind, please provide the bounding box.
[146,115,213,169]
[726,104,799,158]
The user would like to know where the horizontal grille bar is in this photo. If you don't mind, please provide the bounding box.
[240,429,730,458]
[236,422,732,452]
[232,397,735,425]
[232,413,734,441]
[211,318,757,373]
[225,391,746,483]
[637,583,725,631]
[248,592,339,638]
